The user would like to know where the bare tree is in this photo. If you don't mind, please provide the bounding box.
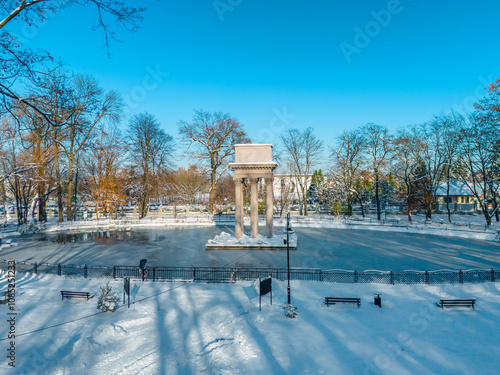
[456,114,499,226]
[82,124,126,218]
[60,75,122,220]
[390,130,426,222]
[331,129,364,216]
[362,123,392,220]
[473,78,500,222]
[13,101,54,222]
[214,174,234,207]
[0,1,144,124]
[281,127,323,216]
[127,112,174,219]
[163,166,208,215]
[0,118,37,225]
[410,122,447,220]
[178,110,250,215]
[432,112,463,223]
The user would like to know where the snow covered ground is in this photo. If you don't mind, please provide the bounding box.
[2,271,500,374]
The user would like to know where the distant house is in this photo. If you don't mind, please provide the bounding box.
[435,181,476,204]
[272,174,312,201]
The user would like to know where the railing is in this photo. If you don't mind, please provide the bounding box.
[2,260,499,285]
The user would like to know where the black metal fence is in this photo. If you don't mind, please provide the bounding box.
[2,260,499,285]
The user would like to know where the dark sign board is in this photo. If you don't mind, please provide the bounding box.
[260,278,272,296]
[259,278,272,311]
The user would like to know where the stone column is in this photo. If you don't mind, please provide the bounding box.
[234,177,243,238]
[266,177,274,238]
[250,178,259,238]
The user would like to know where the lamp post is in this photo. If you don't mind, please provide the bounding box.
[286,212,291,304]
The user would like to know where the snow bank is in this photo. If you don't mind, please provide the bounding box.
[1,271,499,374]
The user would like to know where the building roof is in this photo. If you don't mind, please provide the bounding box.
[436,181,476,197]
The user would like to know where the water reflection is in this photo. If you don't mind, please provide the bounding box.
[38,230,130,244]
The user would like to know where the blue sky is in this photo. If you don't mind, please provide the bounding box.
[8,0,500,166]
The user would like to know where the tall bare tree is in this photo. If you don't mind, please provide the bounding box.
[456,114,499,226]
[432,112,463,223]
[82,124,126,218]
[331,129,364,216]
[178,110,249,215]
[127,112,174,219]
[362,123,391,220]
[61,75,122,220]
[281,127,323,216]
[390,130,426,222]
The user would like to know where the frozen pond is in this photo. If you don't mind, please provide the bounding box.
[2,225,500,271]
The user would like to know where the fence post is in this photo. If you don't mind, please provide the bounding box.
[84,265,88,279]
[491,268,495,282]
[459,270,463,284]
[113,266,116,279]
[319,270,322,282]
[425,271,429,284]
[58,263,62,276]
[354,270,358,283]
[193,267,196,281]
[390,271,394,285]
[153,267,156,282]
[34,262,37,275]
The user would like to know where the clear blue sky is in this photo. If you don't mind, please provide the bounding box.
[8,0,500,166]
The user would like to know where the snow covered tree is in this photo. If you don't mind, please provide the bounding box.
[97,282,119,312]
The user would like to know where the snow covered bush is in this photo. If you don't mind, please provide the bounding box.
[97,282,119,312]
[283,304,298,319]
[18,221,43,234]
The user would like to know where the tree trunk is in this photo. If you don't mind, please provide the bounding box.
[37,182,47,222]
[53,138,64,222]
[446,167,451,223]
[208,169,217,215]
[66,155,74,221]
[493,195,499,222]
[481,203,492,226]
[375,170,381,221]
[303,192,308,216]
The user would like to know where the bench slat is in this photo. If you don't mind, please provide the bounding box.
[61,291,91,300]
[325,297,361,307]
[439,299,475,309]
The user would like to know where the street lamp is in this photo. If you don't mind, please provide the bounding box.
[285,212,292,304]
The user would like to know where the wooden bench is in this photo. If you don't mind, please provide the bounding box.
[61,291,92,301]
[325,297,361,307]
[438,299,475,309]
